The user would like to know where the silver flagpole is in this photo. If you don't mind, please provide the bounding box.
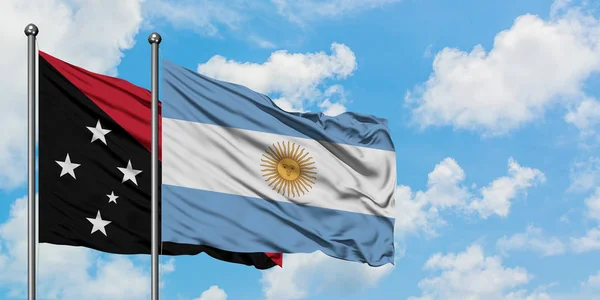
[24,23,38,300]
[148,32,162,300]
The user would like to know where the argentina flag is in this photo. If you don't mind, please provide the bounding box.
[160,59,396,266]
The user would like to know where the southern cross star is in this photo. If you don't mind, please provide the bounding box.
[86,120,111,145]
[107,191,119,204]
[117,160,142,186]
[55,153,81,179]
[86,210,111,236]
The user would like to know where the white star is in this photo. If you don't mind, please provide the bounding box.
[107,191,119,204]
[117,160,142,185]
[86,210,111,236]
[86,120,111,145]
[55,154,81,179]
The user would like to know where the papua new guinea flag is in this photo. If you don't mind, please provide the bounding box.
[38,51,282,269]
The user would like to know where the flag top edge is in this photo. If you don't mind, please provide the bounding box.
[160,58,395,152]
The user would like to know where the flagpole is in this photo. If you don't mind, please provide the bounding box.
[148,32,162,300]
[24,23,39,300]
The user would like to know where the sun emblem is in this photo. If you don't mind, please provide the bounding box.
[261,141,317,197]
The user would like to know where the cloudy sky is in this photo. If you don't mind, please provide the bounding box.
[1,0,600,299]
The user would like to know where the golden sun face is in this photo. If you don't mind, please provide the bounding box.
[261,141,317,197]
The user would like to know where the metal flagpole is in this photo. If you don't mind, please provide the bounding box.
[148,32,162,300]
[24,23,38,300]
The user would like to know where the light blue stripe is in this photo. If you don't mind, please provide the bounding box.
[161,184,395,266]
[161,59,395,152]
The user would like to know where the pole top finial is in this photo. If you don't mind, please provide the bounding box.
[148,32,162,44]
[24,23,39,37]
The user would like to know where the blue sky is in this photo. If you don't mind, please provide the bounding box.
[1,0,600,299]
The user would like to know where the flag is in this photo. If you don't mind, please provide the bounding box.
[161,60,396,266]
[38,51,282,269]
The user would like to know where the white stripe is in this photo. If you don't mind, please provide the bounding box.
[162,118,396,218]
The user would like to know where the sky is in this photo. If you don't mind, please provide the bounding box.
[1,0,600,299]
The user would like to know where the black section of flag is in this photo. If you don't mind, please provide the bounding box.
[38,55,278,269]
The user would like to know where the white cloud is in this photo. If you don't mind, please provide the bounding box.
[60,257,150,300]
[407,6,600,136]
[396,157,544,237]
[469,158,546,219]
[144,0,245,37]
[581,270,600,290]
[496,225,566,257]
[503,290,552,300]
[194,285,228,300]
[143,0,393,47]
[319,100,347,116]
[409,244,545,300]
[0,196,162,299]
[318,85,348,116]
[569,156,600,192]
[272,0,401,24]
[394,185,437,237]
[585,188,600,221]
[550,0,575,17]
[197,43,357,112]
[260,251,394,300]
[394,158,469,237]
[160,257,176,273]
[249,37,277,49]
[0,0,144,188]
[420,157,470,208]
[570,184,600,253]
[565,98,600,135]
[424,44,434,58]
[568,184,600,253]
[571,228,600,253]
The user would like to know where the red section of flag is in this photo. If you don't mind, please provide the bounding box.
[266,252,283,267]
[40,51,283,267]
[40,51,162,160]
